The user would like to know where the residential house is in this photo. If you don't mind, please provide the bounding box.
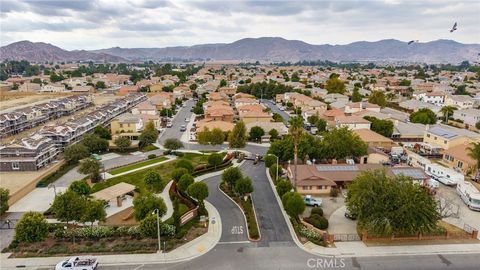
[19,83,41,92]
[353,129,395,151]
[239,110,272,124]
[245,121,288,136]
[234,97,258,108]
[360,147,390,164]
[118,85,140,95]
[423,124,480,150]
[414,91,446,106]
[149,93,174,110]
[453,108,480,126]
[344,102,381,115]
[110,113,144,140]
[0,134,59,171]
[131,101,160,130]
[445,95,475,109]
[323,93,349,104]
[72,85,94,93]
[41,83,66,92]
[334,115,371,130]
[443,143,477,176]
[204,105,235,122]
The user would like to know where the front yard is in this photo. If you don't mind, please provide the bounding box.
[108,156,168,175]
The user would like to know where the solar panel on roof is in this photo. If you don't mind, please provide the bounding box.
[316,165,359,172]
[391,168,425,179]
[429,127,457,139]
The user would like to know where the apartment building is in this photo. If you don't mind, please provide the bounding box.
[0,134,59,172]
[0,95,94,138]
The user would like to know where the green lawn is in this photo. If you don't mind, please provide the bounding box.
[92,153,210,195]
[109,156,169,175]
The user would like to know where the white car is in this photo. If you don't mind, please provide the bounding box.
[185,118,189,122]
[56,257,98,270]
[304,195,322,207]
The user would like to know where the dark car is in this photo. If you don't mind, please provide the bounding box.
[344,209,357,220]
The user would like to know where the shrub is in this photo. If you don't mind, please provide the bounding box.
[177,174,194,192]
[133,193,167,221]
[284,192,305,219]
[144,170,163,192]
[311,207,324,217]
[276,179,293,198]
[0,187,9,215]
[148,154,157,159]
[264,155,277,168]
[269,164,282,181]
[307,214,329,230]
[140,214,176,238]
[171,168,189,182]
[330,187,338,197]
[221,167,243,188]
[68,180,91,196]
[175,159,194,173]
[15,212,49,243]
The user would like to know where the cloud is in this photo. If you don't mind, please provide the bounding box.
[0,0,478,50]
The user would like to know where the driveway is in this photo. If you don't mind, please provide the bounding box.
[436,184,480,239]
[328,205,358,235]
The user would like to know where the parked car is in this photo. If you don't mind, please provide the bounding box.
[55,257,98,270]
[180,125,186,132]
[166,122,173,128]
[344,209,357,220]
[304,195,322,207]
[185,118,189,122]
[436,176,458,186]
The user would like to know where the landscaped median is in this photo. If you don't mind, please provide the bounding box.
[108,156,168,175]
[219,167,260,241]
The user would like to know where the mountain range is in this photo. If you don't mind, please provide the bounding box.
[1,37,479,64]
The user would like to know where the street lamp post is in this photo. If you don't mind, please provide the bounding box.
[153,209,161,253]
[48,184,56,196]
[267,154,279,180]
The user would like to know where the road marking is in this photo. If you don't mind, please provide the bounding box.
[217,240,250,244]
[133,264,145,270]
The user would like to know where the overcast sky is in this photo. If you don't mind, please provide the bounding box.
[1,0,479,50]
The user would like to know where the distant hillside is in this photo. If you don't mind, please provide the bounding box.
[2,38,479,63]
[0,40,126,62]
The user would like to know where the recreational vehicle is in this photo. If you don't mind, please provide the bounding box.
[424,163,464,186]
[456,180,480,211]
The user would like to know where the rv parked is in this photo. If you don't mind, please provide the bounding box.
[424,163,464,186]
[456,180,480,211]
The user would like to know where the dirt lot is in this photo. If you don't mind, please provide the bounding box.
[0,92,71,111]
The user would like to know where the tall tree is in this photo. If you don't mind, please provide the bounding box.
[467,142,480,179]
[0,188,9,215]
[222,167,243,189]
[187,182,209,212]
[78,158,102,182]
[133,193,166,221]
[325,77,346,94]
[235,177,254,197]
[210,128,225,145]
[139,121,158,148]
[249,126,265,142]
[51,191,87,224]
[228,121,247,148]
[368,90,387,107]
[440,105,457,123]
[197,127,212,145]
[320,127,368,160]
[164,138,183,151]
[144,171,163,192]
[93,126,112,140]
[64,143,89,164]
[409,108,437,124]
[114,136,131,152]
[81,200,107,226]
[351,87,362,102]
[346,170,440,235]
[289,116,304,189]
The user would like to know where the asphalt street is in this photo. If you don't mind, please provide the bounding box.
[203,174,248,243]
[241,160,293,247]
[262,99,291,122]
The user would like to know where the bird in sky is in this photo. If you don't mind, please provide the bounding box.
[408,40,419,45]
[450,22,457,33]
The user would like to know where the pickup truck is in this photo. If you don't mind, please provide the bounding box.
[304,196,322,207]
[55,257,98,270]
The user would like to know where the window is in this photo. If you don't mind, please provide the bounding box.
[12,162,19,170]
[457,161,463,168]
[444,140,447,144]
[427,134,431,138]
[120,123,123,128]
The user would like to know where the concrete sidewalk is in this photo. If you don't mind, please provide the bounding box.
[104,156,176,179]
[158,180,174,222]
[265,168,480,258]
[0,201,221,270]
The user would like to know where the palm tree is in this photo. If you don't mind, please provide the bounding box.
[288,116,304,190]
[467,142,480,180]
[440,105,456,123]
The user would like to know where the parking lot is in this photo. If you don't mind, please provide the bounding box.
[436,184,480,239]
